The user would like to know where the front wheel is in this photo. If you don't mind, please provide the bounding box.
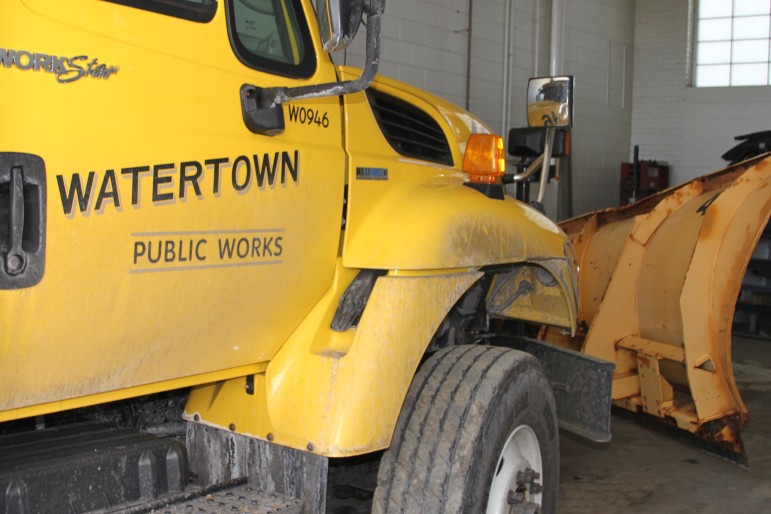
[372,345,559,514]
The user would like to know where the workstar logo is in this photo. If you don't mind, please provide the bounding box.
[0,47,119,83]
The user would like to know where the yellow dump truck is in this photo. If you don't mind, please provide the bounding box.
[3,1,765,513]
[1,1,605,513]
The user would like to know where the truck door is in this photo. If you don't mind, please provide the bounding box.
[0,0,345,418]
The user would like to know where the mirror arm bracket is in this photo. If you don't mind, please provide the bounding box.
[507,153,545,182]
[240,84,286,137]
[241,1,385,136]
[535,127,556,204]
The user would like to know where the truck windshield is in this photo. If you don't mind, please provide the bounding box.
[537,83,567,103]
[228,0,316,78]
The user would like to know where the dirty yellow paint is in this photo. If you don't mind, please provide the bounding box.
[339,70,570,272]
[0,0,345,418]
[182,72,580,456]
[487,261,575,330]
[2,0,579,463]
[0,362,267,423]
[185,270,482,456]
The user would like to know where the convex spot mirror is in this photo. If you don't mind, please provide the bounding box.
[527,75,574,128]
[316,0,364,53]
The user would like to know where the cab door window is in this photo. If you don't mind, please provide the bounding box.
[105,0,217,22]
[227,0,316,78]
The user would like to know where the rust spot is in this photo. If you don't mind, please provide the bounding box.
[696,414,747,459]
[755,157,770,172]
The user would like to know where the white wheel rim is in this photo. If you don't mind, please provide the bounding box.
[486,425,543,514]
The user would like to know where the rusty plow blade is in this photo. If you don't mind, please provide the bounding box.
[544,155,771,464]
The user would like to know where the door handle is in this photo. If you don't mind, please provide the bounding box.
[1,153,46,289]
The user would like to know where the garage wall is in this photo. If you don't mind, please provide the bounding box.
[631,0,771,186]
[563,0,634,215]
[334,0,471,107]
[338,0,635,215]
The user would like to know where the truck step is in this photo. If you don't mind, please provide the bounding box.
[0,422,302,513]
[0,422,188,513]
[112,480,304,513]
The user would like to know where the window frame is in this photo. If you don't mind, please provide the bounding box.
[225,0,317,80]
[105,0,218,23]
[693,0,771,87]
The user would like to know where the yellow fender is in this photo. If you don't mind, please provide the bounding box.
[185,194,579,457]
[185,263,481,456]
[185,190,578,456]
[185,186,579,456]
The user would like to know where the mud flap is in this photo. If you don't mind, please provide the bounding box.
[186,422,328,514]
[498,336,615,443]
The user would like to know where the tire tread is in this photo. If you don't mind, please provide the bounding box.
[373,345,558,514]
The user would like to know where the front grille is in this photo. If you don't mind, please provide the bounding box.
[366,89,454,166]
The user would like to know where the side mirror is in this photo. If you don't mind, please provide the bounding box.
[316,0,365,53]
[527,76,574,128]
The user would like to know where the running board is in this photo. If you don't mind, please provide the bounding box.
[0,422,304,513]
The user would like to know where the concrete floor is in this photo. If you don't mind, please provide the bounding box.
[559,336,771,513]
[327,337,771,512]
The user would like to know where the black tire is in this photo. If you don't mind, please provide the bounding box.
[372,345,559,514]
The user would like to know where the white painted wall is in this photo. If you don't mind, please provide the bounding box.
[338,0,635,215]
[335,0,470,107]
[333,0,771,211]
[563,0,634,215]
[631,0,771,186]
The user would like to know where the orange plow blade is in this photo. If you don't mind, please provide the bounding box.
[544,155,771,463]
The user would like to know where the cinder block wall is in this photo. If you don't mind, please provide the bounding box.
[632,0,771,185]
[564,0,634,215]
[340,0,635,215]
[336,0,470,108]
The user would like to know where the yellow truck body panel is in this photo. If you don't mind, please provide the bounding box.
[0,0,577,464]
[1,0,345,416]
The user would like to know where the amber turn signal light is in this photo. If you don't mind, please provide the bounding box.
[462,134,506,184]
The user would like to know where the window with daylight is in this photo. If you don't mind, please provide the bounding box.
[695,0,771,87]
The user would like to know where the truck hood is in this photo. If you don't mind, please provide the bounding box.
[338,66,492,158]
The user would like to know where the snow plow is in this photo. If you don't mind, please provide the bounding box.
[541,153,771,464]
